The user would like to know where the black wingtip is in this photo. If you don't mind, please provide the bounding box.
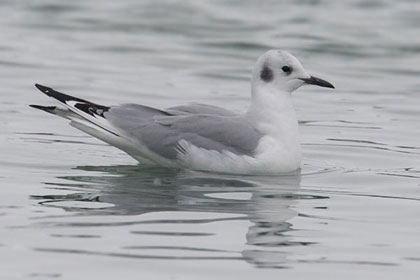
[29,104,57,113]
[33,83,87,104]
[35,84,52,95]
[32,83,110,115]
[30,104,51,109]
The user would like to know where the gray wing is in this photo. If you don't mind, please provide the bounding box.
[105,104,262,159]
[166,103,237,116]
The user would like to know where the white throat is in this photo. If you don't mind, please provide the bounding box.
[245,83,302,172]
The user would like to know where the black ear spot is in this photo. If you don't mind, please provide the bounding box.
[260,66,273,82]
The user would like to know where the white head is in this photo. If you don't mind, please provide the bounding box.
[252,50,334,94]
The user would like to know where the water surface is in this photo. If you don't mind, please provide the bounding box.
[1,1,420,279]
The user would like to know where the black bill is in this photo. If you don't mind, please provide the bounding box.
[300,76,334,89]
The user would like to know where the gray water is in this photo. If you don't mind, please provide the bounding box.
[1,0,420,279]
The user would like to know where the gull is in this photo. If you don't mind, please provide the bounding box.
[31,50,334,174]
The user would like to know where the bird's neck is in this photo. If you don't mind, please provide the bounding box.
[246,85,300,149]
[247,85,297,125]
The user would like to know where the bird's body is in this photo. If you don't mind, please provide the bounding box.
[31,50,334,174]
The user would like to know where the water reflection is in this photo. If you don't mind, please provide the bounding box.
[31,165,328,268]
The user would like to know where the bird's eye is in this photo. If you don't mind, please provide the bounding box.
[282,65,292,74]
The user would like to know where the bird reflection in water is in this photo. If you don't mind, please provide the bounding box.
[32,165,327,269]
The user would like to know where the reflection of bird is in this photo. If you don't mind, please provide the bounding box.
[33,165,309,268]
[47,166,301,217]
[31,50,333,174]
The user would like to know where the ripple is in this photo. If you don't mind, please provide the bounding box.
[50,234,101,238]
[301,160,344,176]
[131,231,214,237]
[34,248,242,261]
[123,245,234,253]
[28,3,83,13]
[31,216,246,228]
[296,259,398,267]
[27,273,62,279]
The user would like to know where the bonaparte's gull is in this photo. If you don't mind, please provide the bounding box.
[31,50,334,174]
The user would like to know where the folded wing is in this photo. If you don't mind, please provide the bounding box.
[105,106,262,159]
[31,84,262,165]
